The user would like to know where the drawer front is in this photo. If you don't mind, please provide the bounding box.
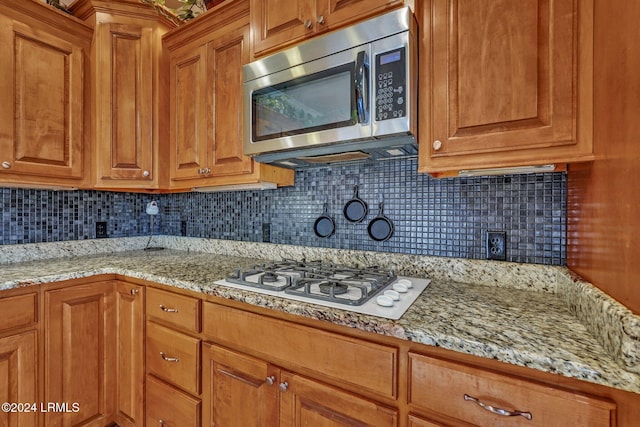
[146,287,201,333]
[408,353,615,427]
[146,375,200,427]
[146,321,200,395]
[0,292,37,333]
[203,302,398,398]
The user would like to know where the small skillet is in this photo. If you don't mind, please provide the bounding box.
[367,202,394,241]
[343,185,368,223]
[313,202,335,238]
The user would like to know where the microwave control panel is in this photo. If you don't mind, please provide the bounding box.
[375,47,406,121]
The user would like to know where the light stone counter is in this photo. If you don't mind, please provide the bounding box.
[1,236,639,395]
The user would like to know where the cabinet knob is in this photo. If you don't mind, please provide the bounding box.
[279,381,289,392]
[1,161,11,169]
[304,19,313,29]
[143,170,150,177]
[130,288,139,296]
[317,15,325,24]
[265,376,276,386]
[432,140,443,151]
[159,420,165,426]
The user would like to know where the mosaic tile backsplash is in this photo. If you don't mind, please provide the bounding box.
[0,158,566,265]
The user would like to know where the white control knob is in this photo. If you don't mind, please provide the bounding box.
[143,170,150,177]
[432,140,443,151]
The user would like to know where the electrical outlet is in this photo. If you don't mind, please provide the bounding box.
[262,223,271,243]
[486,231,506,260]
[96,222,108,239]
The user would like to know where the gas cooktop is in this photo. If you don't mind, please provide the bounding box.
[215,259,430,320]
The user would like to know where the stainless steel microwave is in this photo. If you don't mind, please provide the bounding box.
[242,7,417,168]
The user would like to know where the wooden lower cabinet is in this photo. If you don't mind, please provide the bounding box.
[145,285,203,426]
[43,279,145,427]
[408,352,616,427]
[114,282,145,427]
[0,331,38,427]
[280,371,398,427]
[146,375,201,427]
[408,414,448,427]
[44,281,116,426]
[202,343,278,426]
[202,342,397,427]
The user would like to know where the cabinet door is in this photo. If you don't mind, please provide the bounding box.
[202,343,279,427]
[422,0,593,172]
[94,23,155,187]
[280,371,398,427]
[169,44,209,181]
[44,282,116,427]
[251,0,314,55]
[208,24,253,177]
[0,16,84,182]
[319,0,401,29]
[0,331,37,427]
[114,282,145,427]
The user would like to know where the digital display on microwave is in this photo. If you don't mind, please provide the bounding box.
[379,50,401,65]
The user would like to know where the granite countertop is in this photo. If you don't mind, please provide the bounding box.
[1,242,639,395]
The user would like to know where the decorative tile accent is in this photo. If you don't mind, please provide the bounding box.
[0,158,566,264]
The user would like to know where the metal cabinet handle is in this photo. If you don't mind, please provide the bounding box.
[463,394,532,420]
[159,304,179,313]
[432,140,443,151]
[265,376,276,386]
[304,19,313,29]
[317,15,325,24]
[279,381,289,392]
[159,420,165,426]
[1,161,11,169]
[130,289,139,296]
[160,352,180,363]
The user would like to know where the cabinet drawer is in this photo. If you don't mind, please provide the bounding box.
[408,353,615,427]
[203,302,398,398]
[146,375,200,427]
[146,287,201,332]
[0,292,37,333]
[146,321,200,395]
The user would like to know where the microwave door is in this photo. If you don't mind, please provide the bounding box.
[244,46,372,156]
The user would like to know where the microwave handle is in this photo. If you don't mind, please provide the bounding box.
[355,50,368,124]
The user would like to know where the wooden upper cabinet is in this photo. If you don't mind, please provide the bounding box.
[419,0,594,176]
[209,25,253,176]
[0,5,90,188]
[72,0,173,190]
[94,22,156,187]
[170,44,209,181]
[251,0,403,56]
[164,0,294,190]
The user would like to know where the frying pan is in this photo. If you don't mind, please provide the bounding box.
[343,185,368,223]
[367,202,394,241]
[313,203,335,238]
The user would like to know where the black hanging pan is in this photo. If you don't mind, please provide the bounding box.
[343,185,368,223]
[368,202,394,241]
[314,202,335,238]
